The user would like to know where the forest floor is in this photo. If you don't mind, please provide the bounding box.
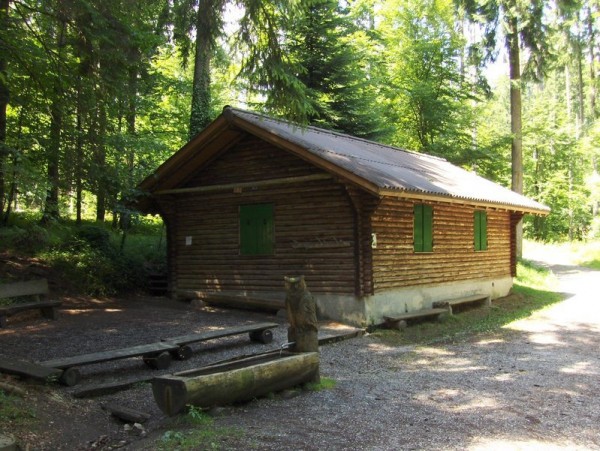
[1,248,599,450]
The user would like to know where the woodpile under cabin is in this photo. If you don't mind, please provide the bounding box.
[136,107,549,326]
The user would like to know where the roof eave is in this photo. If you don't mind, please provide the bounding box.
[378,188,551,215]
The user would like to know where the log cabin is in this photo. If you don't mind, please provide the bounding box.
[137,107,549,326]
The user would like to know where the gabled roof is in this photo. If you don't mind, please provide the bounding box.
[139,107,550,215]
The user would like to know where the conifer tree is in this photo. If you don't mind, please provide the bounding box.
[279,0,383,139]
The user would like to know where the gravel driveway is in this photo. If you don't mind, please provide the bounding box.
[2,252,599,450]
[184,255,600,450]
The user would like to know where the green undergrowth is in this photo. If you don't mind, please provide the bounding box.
[0,213,165,296]
[158,406,243,451]
[305,376,337,391]
[371,260,563,346]
[0,390,36,427]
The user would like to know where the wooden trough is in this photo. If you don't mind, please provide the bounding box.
[152,351,319,416]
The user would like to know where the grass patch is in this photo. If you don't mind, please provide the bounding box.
[573,242,600,269]
[524,239,600,270]
[371,259,563,346]
[305,377,337,391]
[0,390,36,426]
[157,406,243,451]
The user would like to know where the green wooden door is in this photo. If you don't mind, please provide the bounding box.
[240,204,274,255]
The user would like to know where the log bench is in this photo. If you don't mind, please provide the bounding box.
[38,323,278,386]
[0,279,61,328]
[0,357,63,383]
[432,294,491,315]
[384,307,449,329]
[161,322,278,357]
[38,341,183,386]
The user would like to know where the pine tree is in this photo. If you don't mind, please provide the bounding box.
[280,0,383,139]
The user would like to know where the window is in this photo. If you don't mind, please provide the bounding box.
[414,204,433,252]
[240,204,274,255]
[474,210,488,251]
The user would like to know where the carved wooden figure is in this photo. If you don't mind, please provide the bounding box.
[284,276,319,354]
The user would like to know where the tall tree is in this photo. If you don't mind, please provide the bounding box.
[172,0,314,138]
[278,0,383,138]
[458,0,550,256]
[0,0,10,216]
[41,11,68,224]
[380,0,483,163]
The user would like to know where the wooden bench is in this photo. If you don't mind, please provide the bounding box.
[38,323,278,386]
[162,321,278,359]
[38,341,183,386]
[384,307,449,329]
[0,279,62,327]
[0,357,63,383]
[432,294,491,315]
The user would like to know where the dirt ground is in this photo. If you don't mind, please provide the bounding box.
[1,251,599,450]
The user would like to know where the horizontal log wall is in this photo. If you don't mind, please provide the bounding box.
[167,135,357,295]
[185,135,318,187]
[371,198,513,291]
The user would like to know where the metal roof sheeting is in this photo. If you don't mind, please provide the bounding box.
[230,108,550,214]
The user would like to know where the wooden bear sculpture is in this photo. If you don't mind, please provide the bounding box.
[284,276,319,353]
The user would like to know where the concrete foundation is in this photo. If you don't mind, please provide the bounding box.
[180,277,514,328]
[315,277,514,327]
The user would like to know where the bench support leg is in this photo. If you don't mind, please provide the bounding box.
[0,316,6,328]
[387,319,407,330]
[40,307,58,320]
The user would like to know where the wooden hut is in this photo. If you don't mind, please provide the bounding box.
[137,107,549,326]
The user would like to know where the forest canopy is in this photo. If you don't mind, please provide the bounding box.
[0,0,599,242]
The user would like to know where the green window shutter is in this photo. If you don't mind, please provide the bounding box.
[474,211,488,251]
[422,204,433,252]
[474,211,481,251]
[414,205,424,252]
[240,204,274,255]
[480,211,488,250]
[414,204,433,253]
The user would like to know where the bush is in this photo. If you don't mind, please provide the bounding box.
[1,214,166,297]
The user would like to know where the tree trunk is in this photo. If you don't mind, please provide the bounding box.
[575,15,585,134]
[41,20,67,224]
[75,83,84,225]
[0,0,11,217]
[189,0,217,139]
[506,12,523,258]
[2,106,24,225]
[588,5,597,119]
[95,103,107,222]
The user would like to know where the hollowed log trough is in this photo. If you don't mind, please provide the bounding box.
[152,351,319,416]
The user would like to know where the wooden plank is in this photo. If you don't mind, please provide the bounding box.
[38,342,179,369]
[73,376,154,399]
[162,322,278,346]
[317,329,365,345]
[103,403,151,423]
[0,300,62,316]
[0,279,48,298]
[192,293,284,311]
[0,357,62,382]
[384,307,448,322]
[433,294,490,307]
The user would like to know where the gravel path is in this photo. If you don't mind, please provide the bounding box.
[187,254,600,450]
[2,251,599,450]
